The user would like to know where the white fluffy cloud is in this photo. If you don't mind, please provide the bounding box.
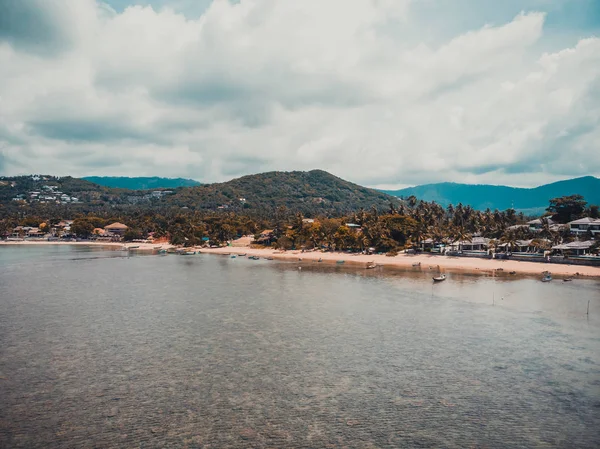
[0,0,599,187]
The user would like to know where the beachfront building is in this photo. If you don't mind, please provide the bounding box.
[551,240,595,256]
[450,237,490,252]
[104,222,129,237]
[255,229,275,245]
[568,217,600,236]
[10,226,47,239]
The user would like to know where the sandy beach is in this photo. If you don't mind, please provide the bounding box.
[2,239,599,278]
[202,246,600,279]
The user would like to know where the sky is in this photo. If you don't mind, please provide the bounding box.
[0,0,599,189]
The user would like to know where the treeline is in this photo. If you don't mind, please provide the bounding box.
[2,194,598,253]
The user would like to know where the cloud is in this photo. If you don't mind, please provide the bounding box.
[0,0,599,188]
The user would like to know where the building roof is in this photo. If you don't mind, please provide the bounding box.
[568,217,600,225]
[527,218,555,225]
[104,222,129,230]
[552,240,595,250]
[454,237,490,245]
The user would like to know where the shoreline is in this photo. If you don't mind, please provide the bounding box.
[201,246,600,279]
[0,240,170,251]
[2,240,599,278]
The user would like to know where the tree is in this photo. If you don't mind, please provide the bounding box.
[546,195,587,223]
[124,228,143,241]
[71,218,94,238]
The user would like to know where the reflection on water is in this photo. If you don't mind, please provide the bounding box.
[1,246,599,448]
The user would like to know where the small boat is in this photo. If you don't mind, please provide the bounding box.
[249,255,260,260]
[266,257,274,261]
[412,262,421,267]
[182,251,196,255]
[128,245,140,249]
[541,274,552,282]
[366,263,377,269]
[563,278,572,282]
[318,258,323,262]
[432,274,446,282]
[496,268,504,272]
[509,271,516,275]
[238,253,247,257]
[336,260,345,264]
[154,246,163,249]
[158,249,167,255]
[230,255,237,258]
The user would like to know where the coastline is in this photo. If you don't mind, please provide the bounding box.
[0,240,169,251]
[201,246,600,279]
[2,240,599,278]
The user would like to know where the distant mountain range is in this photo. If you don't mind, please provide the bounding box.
[83,176,201,190]
[4,172,598,216]
[382,176,600,214]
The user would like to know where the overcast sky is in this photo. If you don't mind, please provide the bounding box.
[1,0,599,188]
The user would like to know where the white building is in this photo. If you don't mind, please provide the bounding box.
[568,217,600,235]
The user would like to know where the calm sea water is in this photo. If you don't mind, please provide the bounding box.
[1,245,599,448]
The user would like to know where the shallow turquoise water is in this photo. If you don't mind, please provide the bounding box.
[1,246,599,448]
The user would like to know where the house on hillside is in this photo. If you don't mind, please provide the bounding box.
[568,217,600,236]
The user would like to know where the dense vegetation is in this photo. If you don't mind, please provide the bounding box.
[83,176,201,190]
[383,176,600,214]
[1,172,598,254]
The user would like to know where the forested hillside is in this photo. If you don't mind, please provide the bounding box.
[166,170,399,215]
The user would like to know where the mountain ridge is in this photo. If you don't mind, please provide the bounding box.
[382,176,600,212]
[164,169,399,214]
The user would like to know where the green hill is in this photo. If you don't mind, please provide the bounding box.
[83,176,201,190]
[383,176,600,212]
[165,170,399,215]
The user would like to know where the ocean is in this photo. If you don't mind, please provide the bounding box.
[1,245,599,448]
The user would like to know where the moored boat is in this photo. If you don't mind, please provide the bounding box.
[336,260,345,264]
[541,274,552,282]
[366,263,377,269]
[432,274,446,282]
[412,262,421,267]
[182,251,196,255]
